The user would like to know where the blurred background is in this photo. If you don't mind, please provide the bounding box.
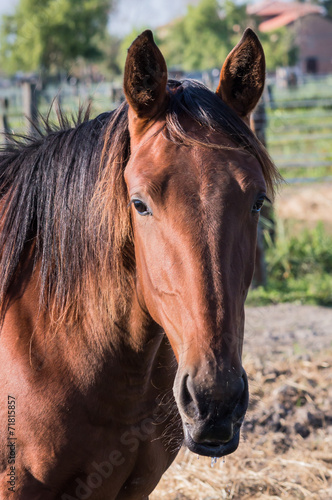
[0,1,331,498]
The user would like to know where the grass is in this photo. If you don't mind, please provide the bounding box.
[247,221,332,306]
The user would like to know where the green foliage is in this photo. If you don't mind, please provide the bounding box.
[259,28,299,71]
[0,0,112,74]
[155,0,300,72]
[248,222,332,306]
[324,0,332,16]
[159,0,250,71]
[313,0,332,18]
[100,33,122,77]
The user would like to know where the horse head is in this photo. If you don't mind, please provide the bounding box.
[123,30,273,458]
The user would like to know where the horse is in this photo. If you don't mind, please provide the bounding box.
[0,29,279,499]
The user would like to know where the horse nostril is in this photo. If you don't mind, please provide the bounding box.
[241,370,248,399]
[233,370,249,421]
[181,374,192,407]
[180,374,203,420]
[180,374,212,420]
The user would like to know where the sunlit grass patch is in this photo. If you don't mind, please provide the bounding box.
[248,222,332,306]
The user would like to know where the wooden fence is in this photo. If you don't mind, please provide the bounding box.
[0,80,124,138]
[1,76,332,183]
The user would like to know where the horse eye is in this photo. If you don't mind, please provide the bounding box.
[133,200,151,216]
[252,196,266,214]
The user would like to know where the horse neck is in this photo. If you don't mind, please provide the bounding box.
[3,251,166,392]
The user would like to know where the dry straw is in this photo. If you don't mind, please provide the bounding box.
[152,351,332,500]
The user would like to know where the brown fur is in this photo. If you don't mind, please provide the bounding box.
[217,29,266,119]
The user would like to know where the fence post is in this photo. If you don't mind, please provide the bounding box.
[0,97,10,143]
[22,80,39,135]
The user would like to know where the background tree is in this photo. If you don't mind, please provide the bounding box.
[155,0,299,73]
[323,0,332,16]
[159,0,252,71]
[0,0,114,76]
[311,0,332,18]
[260,28,299,71]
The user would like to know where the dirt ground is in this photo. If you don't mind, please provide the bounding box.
[152,304,332,500]
[151,183,332,500]
[275,181,332,231]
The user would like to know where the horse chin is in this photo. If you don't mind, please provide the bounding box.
[183,426,240,458]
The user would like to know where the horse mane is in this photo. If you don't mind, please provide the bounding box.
[0,79,280,335]
[0,102,133,335]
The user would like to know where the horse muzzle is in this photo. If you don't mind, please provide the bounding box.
[175,368,249,457]
[184,424,241,457]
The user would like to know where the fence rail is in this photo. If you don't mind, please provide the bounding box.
[0,80,123,136]
[1,77,332,182]
[263,78,332,180]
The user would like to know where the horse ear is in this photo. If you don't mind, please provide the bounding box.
[123,30,168,120]
[216,29,265,120]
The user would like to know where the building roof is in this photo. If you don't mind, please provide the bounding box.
[247,1,325,32]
